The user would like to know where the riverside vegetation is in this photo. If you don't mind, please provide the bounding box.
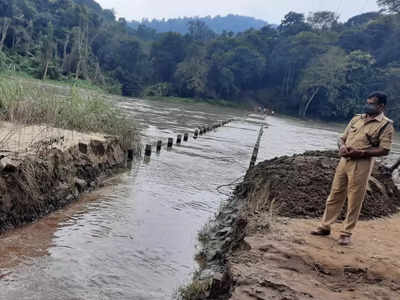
[0,75,141,233]
[0,75,140,153]
[1,0,400,126]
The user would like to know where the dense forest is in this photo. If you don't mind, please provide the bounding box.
[0,0,400,126]
[128,15,269,34]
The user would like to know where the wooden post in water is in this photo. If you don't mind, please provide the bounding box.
[167,138,173,148]
[194,129,199,139]
[145,144,152,157]
[177,135,182,144]
[184,133,189,142]
[127,149,134,161]
[390,158,400,174]
[249,126,264,169]
[156,140,162,152]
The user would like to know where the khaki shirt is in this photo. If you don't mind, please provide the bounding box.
[342,113,394,151]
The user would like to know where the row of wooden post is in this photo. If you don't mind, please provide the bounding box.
[139,118,234,158]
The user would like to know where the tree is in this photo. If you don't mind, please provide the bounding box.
[39,22,56,80]
[150,32,185,82]
[341,50,378,115]
[298,47,347,117]
[174,56,209,98]
[346,12,380,27]
[187,20,215,41]
[377,0,400,13]
[307,11,339,30]
[0,17,11,51]
[222,46,266,90]
[279,12,311,36]
[380,63,400,125]
[0,0,16,52]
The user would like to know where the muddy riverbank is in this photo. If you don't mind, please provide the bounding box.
[181,151,400,299]
[0,122,130,233]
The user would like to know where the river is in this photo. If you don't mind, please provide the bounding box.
[0,97,399,300]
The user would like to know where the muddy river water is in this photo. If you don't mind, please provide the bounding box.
[0,97,399,300]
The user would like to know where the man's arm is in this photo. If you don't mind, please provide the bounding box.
[346,122,394,158]
[338,117,356,156]
[351,147,389,158]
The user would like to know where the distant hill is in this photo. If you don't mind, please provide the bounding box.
[129,15,269,34]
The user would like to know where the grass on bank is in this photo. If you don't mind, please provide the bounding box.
[0,76,140,153]
[176,279,211,300]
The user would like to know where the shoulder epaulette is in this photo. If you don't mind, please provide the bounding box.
[383,116,394,124]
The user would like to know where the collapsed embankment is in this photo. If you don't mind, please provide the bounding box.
[180,151,400,300]
[0,125,132,234]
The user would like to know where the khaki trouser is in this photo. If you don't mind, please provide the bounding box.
[320,157,374,236]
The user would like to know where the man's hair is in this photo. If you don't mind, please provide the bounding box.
[368,91,387,105]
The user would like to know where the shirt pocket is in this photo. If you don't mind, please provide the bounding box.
[349,125,359,135]
[365,126,381,147]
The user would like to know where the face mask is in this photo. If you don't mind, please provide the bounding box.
[364,104,379,116]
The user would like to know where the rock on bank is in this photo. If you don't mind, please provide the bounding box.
[0,122,131,233]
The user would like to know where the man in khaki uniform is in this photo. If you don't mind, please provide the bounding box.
[311,92,394,245]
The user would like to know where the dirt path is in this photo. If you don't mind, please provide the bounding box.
[0,121,106,155]
[229,214,400,300]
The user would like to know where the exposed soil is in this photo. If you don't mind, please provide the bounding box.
[229,215,400,300]
[184,151,400,300]
[0,122,129,233]
[237,150,400,220]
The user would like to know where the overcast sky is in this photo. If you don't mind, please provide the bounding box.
[95,0,380,24]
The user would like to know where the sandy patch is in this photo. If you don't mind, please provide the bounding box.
[0,121,106,156]
[229,214,400,300]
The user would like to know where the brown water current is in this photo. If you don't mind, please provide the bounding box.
[0,97,399,300]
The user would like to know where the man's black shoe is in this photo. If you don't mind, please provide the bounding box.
[310,227,331,236]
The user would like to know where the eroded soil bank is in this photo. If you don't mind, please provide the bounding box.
[0,122,129,233]
[182,151,400,300]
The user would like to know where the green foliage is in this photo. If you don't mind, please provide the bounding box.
[378,0,400,13]
[177,281,210,300]
[129,14,268,35]
[1,0,400,127]
[298,47,347,117]
[174,56,209,98]
[307,11,339,30]
[150,32,186,82]
[143,82,173,97]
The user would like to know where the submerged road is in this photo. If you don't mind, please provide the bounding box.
[0,97,399,299]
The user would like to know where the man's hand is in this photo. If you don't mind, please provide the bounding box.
[345,148,365,159]
[339,145,350,157]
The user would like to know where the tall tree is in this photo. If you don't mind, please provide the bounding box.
[39,22,55,80]
[377,0,400,13]
[279,12,311,36]
[307,11,339,30]
[150,32,185,82]
[297,47,347,117]
[187,20,215,41]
